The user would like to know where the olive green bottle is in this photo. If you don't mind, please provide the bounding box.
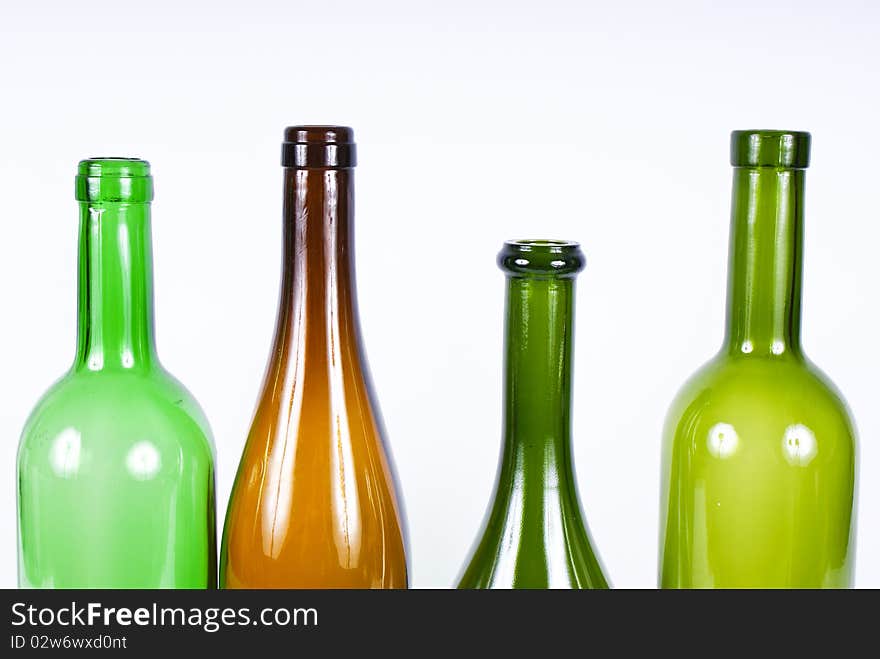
[17,159,217,588]
[659,131,858,588]
[458,240,608,589]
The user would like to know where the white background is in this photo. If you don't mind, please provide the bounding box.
[0,0,877,588]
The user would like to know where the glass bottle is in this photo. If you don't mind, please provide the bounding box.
[457,240,608,589]
[220,127,408,588]
[659,131,858,588]
[17,159,217,588]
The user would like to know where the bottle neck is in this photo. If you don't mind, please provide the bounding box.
[275,167,360,363]
[723,166,805,357]
[500,275,576,483]
[74,201,157,372]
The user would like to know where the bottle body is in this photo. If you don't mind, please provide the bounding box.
[659,132,857,588]
[17,159,217,588]
[18,372,216,588]
[458,241,607,589]
[220,128,407,588]
[660,356,856,587]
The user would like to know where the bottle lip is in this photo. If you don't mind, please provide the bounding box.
[730,130,811,168]
[498,239,585,277]
[75,158,153,202]
[282,125,357,168]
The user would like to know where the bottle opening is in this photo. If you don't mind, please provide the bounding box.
[498,239,585,277]
[730,130,810,168]
[507,239,580,248]
[282,125,357,169]
[75,158,153,203]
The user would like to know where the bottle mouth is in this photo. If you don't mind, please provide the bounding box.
[730,130,811,168]
[282,125,357,169]
[498,239,585,277]
[75,158,153,202]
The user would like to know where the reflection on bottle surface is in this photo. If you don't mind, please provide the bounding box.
[220,127,408,588]
[659,132,857,588]
[17,159,217,589]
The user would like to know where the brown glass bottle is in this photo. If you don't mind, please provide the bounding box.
[220,127,408,588]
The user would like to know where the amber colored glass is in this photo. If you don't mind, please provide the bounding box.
[220,127,408,588]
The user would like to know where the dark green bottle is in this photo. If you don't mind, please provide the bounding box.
[457,240,608,589]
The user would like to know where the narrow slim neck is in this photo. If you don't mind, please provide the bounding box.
[276,167,360,357]
[501,275,576,476]
[723,167,805,357]
[74,201,157,372]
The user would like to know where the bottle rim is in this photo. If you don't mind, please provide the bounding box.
[75,158,153,203]
[730,130,811,168]
[498,239,585,277]
[282,125,357,169]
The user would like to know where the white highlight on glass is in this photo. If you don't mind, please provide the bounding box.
[126,441,161,480]
[707,422,739,459]
[782,424,818,466]
[326,173,362,569]
[118,221,134,368]
[87,208,105,371]
[50,427,82,478]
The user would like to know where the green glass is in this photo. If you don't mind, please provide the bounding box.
[17,159,217,588]
[659,131,858,588]
[458,240,608,589]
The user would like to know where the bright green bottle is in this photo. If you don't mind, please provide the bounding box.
[458,240,608,589]
[17,159,217,588]
[659,131,858,588]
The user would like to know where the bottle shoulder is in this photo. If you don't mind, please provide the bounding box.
[664,353,857,448]
[19,368,215,465]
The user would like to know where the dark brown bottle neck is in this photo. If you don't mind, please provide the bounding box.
[277,167,361,356]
